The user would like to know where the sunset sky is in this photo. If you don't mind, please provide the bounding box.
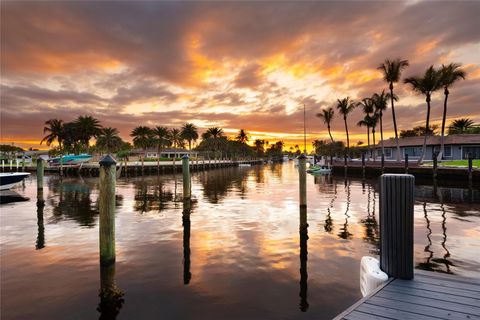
[1,1,479,150]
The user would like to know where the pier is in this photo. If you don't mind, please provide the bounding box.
[334,270,480,320]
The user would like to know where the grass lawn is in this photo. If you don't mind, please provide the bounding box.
[423,159,480,168]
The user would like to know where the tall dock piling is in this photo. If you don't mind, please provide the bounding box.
[379,174,415,280]
[298,154,307,208]
[433,152,438,179]
[183,198,192,284]
[361,152,365,176]
[381,154,385,174]
[299,205,309,311]
[99,155,117,266]
[182,155,191,199]
[36,158,45,190]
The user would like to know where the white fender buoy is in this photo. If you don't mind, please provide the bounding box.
[360,256,388,297]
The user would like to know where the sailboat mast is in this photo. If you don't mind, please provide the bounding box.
[303,104,306,154]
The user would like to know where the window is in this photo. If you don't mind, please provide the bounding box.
[403,147,422,157]
[463,146,480,159]
[433,146,452,158]
[384,148,392,158]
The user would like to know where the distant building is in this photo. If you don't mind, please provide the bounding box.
[372,134,480,160]
[132,148,198,159]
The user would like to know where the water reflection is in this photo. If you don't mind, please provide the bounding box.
[0,190,29,204]
[97,264,124,320]
[48,179,99,227]
[198,167,249,204]
[324,181,336,233]
[337,179,352,240]
[133,176,174,213]
[299,205,309,312]
[183,199,192,285]
[36,189,45,250]
[360,185,379,254]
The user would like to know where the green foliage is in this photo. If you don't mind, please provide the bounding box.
[400,125,439,138]
[448,118,476,134]
[0,144,23,153]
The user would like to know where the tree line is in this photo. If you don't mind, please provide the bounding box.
[315,59,473,163]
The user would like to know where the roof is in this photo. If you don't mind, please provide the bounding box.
[374,134,480,148]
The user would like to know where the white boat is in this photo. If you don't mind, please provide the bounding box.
[238,163,251,167]
[0,172,30,190]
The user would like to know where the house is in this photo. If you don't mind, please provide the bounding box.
[133,148,198,159]
[372,134,480,160]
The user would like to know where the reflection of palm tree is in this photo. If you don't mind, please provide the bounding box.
[97,264,124,320]
[338,179,352,240]
[183,199,192,285]
[299,206,309,312]
[361,185,379,254]
[417,202,437,271]
[325,181,337,233]
[431,204,454,274]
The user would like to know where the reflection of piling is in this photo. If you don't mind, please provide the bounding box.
[361,152,365,176]
[183,198,192,285]
[405,154,409,174]
[36,188,45,250]
[1,160,4,171]
[98,264,124,320]
[298,154,307,208]
[380,174,414,279]
[381,154,385,174]
[99,155,116,266]
[182,155,191,199]
[299,205,308,312]
[22,155,26,172]
[36,158,45,190]
[468,152,473,184]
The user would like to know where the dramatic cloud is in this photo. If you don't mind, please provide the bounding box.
[1,1,479,149]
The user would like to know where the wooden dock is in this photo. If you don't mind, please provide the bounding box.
[334,270,480,320]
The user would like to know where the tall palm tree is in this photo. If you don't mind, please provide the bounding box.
[316,107,335,144]
[448,118,474,134]
[371,90,393,158]
[203,127,224,157]
[131,126,153,171]
[73,115,102,150]
[181,123,199,150]
[41,119,64,148]
[378,58,409,161]
[357,98,374,159]
[357,116,370,159]
[370,114,378,161]
[152,126,171,169]
[169,128,184,168]
[335,97,356,156]
[236,129,249,143]
[404,66,442,163]
[438,63,466,160]
[96,127,122,154]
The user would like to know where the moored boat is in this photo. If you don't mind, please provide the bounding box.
[306,165,332,174]
[0,172,31,190]
[48,154,92,166]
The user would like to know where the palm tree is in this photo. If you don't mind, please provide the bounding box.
[448,118,474,134]
[370,114,378,161]
[169,128,184,168]
[357,98,374,159]
[96,127,122,154]
[130,126,153,171]
[378,58,409,161]
[336,97,356,156]
[152,126,171,169]
[404,66,442,163]
[372,90,393,158]
[73,115,102,150]
[316,107,335,144]
[438,63,466,160]
[236,129,249,143]
[181,123,198,150]
[41,119,64,148]
[203,127,224,157]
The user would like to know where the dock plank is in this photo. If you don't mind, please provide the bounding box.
[334,271,480,320]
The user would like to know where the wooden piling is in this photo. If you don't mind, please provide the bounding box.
[433,152,438,179]
[468,152,473,184]
[183,198,191,284]
[298,154,307,208]
[381,154,385,174]
[36,188,45,250]
[36,158,45,190]
[182,155,191,199]
[99,155,116,266]
[299,205,309,311]
[361,152,365,176]
[379,174,414,280]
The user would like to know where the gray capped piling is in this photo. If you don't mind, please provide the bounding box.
[99,155,117,266]
[182,155,191,199]
[379,174,415,280]
[404,154,409,174]
[298,154,307,208]
[36,158,45,190]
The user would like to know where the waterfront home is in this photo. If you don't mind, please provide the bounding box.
[372,134,480,160]
[133,148,198,159]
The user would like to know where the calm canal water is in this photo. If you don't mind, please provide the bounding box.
[1,163,479,320]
